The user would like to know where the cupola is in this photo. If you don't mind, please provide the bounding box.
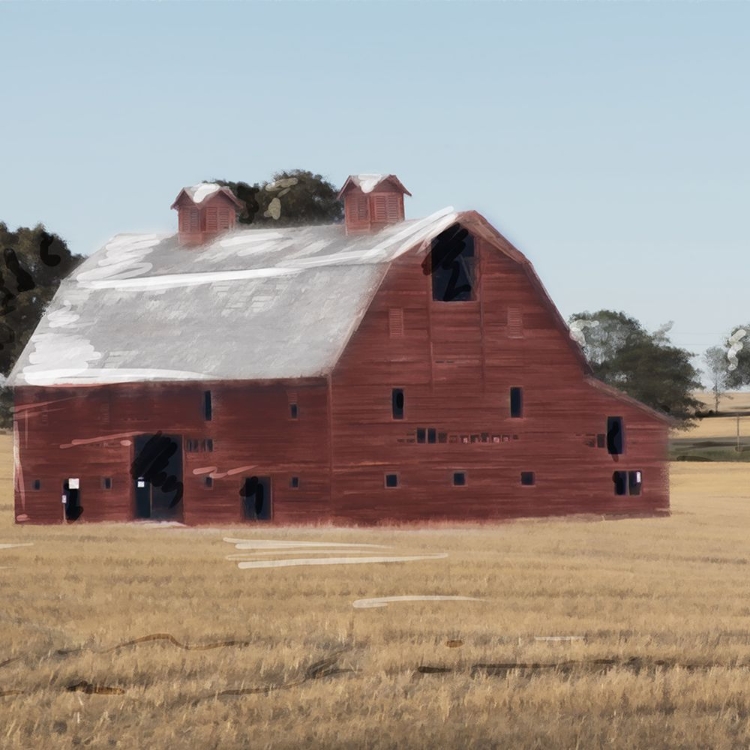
[337,174,411,235]
[171,183,244,246]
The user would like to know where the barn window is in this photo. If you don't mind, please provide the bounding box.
[204,391,212,421]
[204,476,214,489]
[218,209,230,231]
[427,428,437,444]
[206,207,218,232]
[385,194,400,222]
[102,477,112,490]
[428,224,475,302]
[628,470,642,496]
[416,428,426,444]
[385,473,399,488]
[521,472,535,486]
[290,403,298,419]
[606,417,624,454]
[348,195,369,222]
[453,472,466,486]
[188,208,199,232]
[290,476,299,489]
[33,479,41,490]
[510,387,523,418]
[373,194,388,222]
[392,389,404,419]
[597,433,606,449]
[438,432,448,443]
[613,471,627,496]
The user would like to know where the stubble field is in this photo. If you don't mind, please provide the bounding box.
[3,432,750,749]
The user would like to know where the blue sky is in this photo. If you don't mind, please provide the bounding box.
[1,1,748,375]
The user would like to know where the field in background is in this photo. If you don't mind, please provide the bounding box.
[4,440,750,748]
[671,391,750,462]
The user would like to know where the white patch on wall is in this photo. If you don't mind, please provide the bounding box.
[353,595,485,609]
[190,183,222,204]
[356,174,384,193]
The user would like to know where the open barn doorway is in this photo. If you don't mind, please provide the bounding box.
[241,476,272,521]
[132,434,184,521]
[62,479,83,522]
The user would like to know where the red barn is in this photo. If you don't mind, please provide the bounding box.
[8,176,671,525]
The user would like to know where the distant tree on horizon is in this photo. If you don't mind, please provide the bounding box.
[703,346,731,413]
[569,309,703,428]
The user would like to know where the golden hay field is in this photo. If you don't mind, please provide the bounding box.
[3,436,750,748]
[677,391,750,439]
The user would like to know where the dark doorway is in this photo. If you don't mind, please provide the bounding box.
[62,479,83,521]
[241,476,272,521]
[133,434,184,521]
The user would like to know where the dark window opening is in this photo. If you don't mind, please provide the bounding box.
[426,224,476,302]
[416,428,426,444]
[204,391,212,421]
[471,434,480,443]
[392,389,404,420]
[102,477,112,490]
[521,472,535,486]
[510,387,523,418]
[204,476,213,489]
[613,471,627,496]
[596,433,606,449]
[628,470,642,496]
[453,472,466,486]
[385,474,399,488]
[206,438,213,452]
[290,476,299,489]
[427,428,437,444]
[33,479,41,490]
[438,432,448,443]
[290,403,298,419]
[606,417,624,454]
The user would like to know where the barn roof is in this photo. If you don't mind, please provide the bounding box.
[9,207,462,386]
[170,183,244,209]
[336,174,412,198]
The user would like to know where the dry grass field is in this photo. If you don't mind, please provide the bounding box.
[4,436,750,748]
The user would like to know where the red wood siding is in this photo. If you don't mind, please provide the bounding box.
[13,381,330,525]
[328,235,669,523]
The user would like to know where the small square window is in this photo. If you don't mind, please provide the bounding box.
[427,428,437,444]
[628,470,642,496]
[521,472,535,486]
[102,478,112,490]
[416,428,426,444]
[33,479,41,490]
[290,476,299,489]
[392,389,404,420]
[596,433,606,449]
[492,435,501,443]
[453,472,466,486]
[470,434,480,443]
[385,474,399,488]
[204,476,213,489]
[438,432,448,443]
[461,435,469,444]
[290,403,298,419]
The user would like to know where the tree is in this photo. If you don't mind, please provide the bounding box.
[0,222,83,426]
[210,170,344,228]
[724,325,750,389]
[703,346,730,413]
[569,309,703,426]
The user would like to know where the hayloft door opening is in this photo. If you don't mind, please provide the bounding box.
[133,434,184,522]
[62,479,82,522]
[241,476,272,521]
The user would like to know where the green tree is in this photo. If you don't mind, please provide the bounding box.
[703,345,730,413]
[569,309,702,426]
[0,223,83,426]
[210,169,344,228]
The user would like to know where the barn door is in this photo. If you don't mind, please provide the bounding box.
[133,434,184,522]
[241,476,272,521]
[62,479,83,522]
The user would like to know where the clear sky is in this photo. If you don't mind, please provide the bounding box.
[1,1,748,375]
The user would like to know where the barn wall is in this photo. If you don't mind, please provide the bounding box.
[329,235,670,523]
[13,381,330,525]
